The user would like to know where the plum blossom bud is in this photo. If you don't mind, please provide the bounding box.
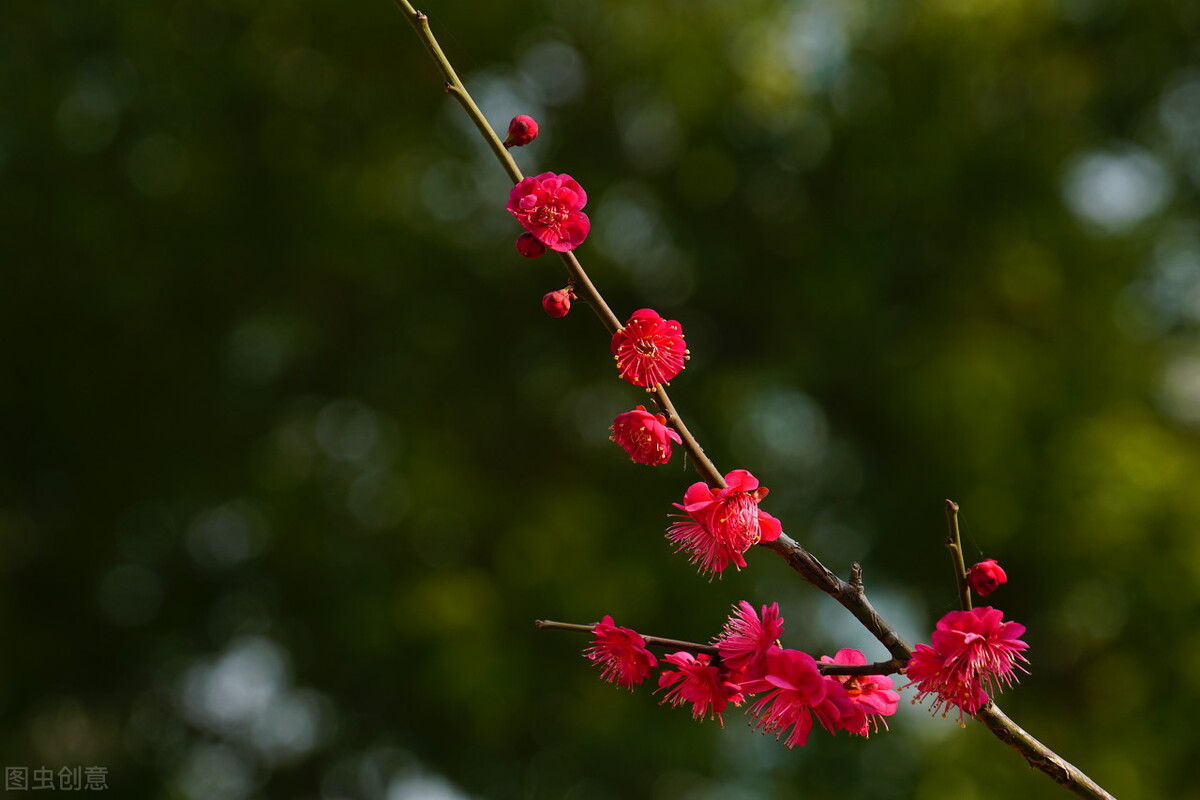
[504,115,539,148]
[542,288,573,318]
[515,232,547,259]
[967,559,1007,597]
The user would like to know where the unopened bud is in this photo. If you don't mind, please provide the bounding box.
[966,559,1007,597]
[515,232,547,258]
[504,115,539,148]
[542,288,573,318]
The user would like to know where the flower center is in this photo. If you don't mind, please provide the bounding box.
[717,494,761,549]
[536,204,568,227]
[632,425,655,448]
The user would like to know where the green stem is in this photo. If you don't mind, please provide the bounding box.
[392,0,523,184]
[945,499,972,611]
[393,0,723,489]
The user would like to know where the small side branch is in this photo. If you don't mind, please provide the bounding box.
[535,619,900,676]
[945,499,972,611]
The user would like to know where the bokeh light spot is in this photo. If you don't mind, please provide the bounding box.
[1062,146,1170,233]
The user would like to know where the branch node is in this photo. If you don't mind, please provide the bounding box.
[849,562,865,592]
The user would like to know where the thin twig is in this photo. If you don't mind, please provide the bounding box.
[535,620,901,676]
[394,2,721,487]
[536,619,719,656]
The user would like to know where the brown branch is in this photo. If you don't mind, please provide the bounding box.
[535,620,900,676]
[394,7,1116,800]
[535,619,719,656]
[976,703,1117,800]
[762,542,914,664]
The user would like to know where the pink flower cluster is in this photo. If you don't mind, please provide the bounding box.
[906,606,1029,723]
[500,117,591,256]
[585,602,899,744]
[500,118,1032,752]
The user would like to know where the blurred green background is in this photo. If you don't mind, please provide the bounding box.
[4,0,1200,797]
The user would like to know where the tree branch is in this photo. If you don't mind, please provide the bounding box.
[535,619,901,676]
[975,704,1116,800]
[393,7,1116,799]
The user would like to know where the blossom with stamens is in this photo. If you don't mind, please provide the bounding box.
[714,601,784,681]
[905,606,1030,723]
[666,469,783,577]
[819,649,899,735]
[584,615,658,690]
[610,406,682,465]
[657,651,743,724]
[741,647,829,749]
[506,172,590,252]
[611,309,688,389]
